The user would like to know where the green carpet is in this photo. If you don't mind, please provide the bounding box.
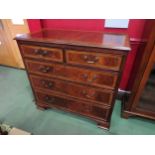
[0,65,155,135]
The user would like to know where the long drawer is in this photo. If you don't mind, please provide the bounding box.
[25,60,118,90]
[30,75,114,106]
[35,90,110,121]
[20,45,63,62]
[66,50,123,71]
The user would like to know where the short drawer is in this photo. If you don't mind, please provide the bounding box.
[20,45,63,62]
[25,60,118,90]
[30,75,114,106]
[66,50,123,71]
[35,91,110,120]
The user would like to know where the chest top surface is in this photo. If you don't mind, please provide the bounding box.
[15,29,131,51]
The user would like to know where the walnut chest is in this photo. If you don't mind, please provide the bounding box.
[16,29,130,129]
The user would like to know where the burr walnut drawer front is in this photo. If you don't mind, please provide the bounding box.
[25,60,118,90]
[66,50,123,71]
[35,91,110,120]
[20,45,63,62]
[30,75,114,106]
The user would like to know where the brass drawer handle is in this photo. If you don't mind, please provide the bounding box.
[39,66,52,73]
[82,74,98,83]
[82,90,95,98]
[34,49,49,56]
[83,55,99,64]
[34,49,40,54]
[82,74,89,79]
[41,80,54,89]
[88,74,98,83]
[42,50,48,56]
[44,95,55,103]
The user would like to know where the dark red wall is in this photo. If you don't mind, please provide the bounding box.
[27,19,42,32]
[40,19,146,38]
[27,19,147,90]
[41,19,105,31]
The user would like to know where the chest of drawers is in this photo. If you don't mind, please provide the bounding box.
[16,29,130,129]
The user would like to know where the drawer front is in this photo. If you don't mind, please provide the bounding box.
[25,60,118,90]
[66,50,123,71]
[21,45,63,62]
[30,75,114,106]
[35,91,109,120]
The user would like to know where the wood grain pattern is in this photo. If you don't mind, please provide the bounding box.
[21,45,63,62]
[15,29,131,51]
[16,29,130,129]
[25,59,118,90]
[0,19,29,68]
[122,21,155,120]
[66,50,123,71]
[35,90,110,121]
[30,75,114,106]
